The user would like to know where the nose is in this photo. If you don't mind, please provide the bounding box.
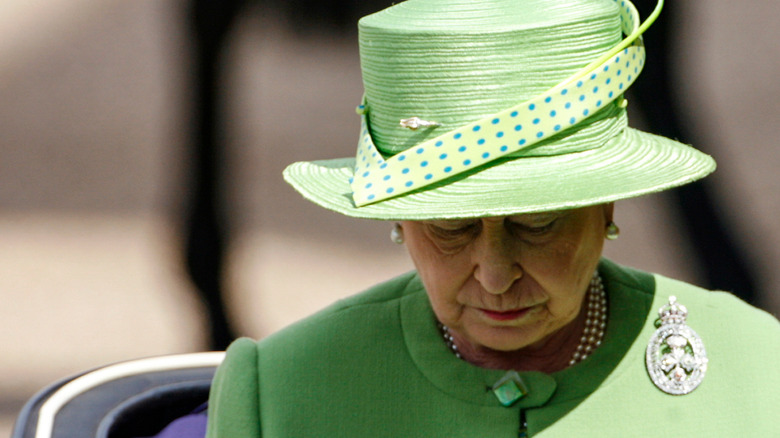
[472,225,523,294]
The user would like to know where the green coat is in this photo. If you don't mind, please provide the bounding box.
[206,259,780,437]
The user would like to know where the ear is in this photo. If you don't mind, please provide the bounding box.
[602,202,615,224]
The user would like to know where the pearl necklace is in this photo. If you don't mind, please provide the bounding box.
[439,272,608,367]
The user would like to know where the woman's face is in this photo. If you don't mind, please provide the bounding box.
[401,204,612,353]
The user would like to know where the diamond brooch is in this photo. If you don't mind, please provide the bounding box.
[645,296,708,395]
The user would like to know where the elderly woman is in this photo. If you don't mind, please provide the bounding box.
[206,0,780,436]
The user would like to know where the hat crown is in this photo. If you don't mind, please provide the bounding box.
[358,0,623,155]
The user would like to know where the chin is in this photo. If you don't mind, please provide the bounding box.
[470,326,542,352]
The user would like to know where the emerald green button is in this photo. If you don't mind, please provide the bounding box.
[492,371,528,407]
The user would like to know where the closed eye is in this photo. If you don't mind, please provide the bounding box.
[516,221,555,235]
[424,220,480,251]
[428,221,479,238]
[507,215,559,238]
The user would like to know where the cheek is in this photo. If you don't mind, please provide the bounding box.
[414,254,470,306]
[557,217,605,270]
[403,227,471,320]
[528,224,604,312]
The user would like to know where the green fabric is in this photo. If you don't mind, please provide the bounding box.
[206,259,780,437]
[283,0,716,220]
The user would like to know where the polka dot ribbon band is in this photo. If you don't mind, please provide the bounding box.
[350,0,663,207]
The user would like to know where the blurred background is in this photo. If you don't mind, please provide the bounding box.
[1,0,778,434]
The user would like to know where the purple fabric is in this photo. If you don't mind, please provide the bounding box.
[140,403,208,438]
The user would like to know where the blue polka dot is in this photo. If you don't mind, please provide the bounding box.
[362,171,369,177]
[398,155,406,161]
[604,65,609,72]
[473,125,481,132]
[533,118,540,124]
[439,153,448,159]
[402,168,410,174]
[565,102,572,109]
[627,75,632,82]
[579,95,586,102]
[590,73,597,80]
[577,81,583,88]
[496,131,504,138]
[425,174,433,180]
[570,117,576,124]
[515,125,523,131]
[383,175,391,181]
[482,152,490,159]
[593,87,599,93]
[562,89,569,95]
[596,100,602,107]
[619,83,624,90]
[386,188,394,194]
[380,163,387,169]
[544,96,552,103]
[519,139,527,146]
[491,118,500,124]
[536,132,544,138]
[608,91,614,98]
[368,194,375,200]
[617,70,622,76]
[405,181,413,187]
[349,178,354,184]
[477,139,485,145]
[500,145,508,152]
[464,159,472,166]
[435,140,443,147]
[583,109,590,116]
[421,161,428,167]
[458,146,467,152]
[606,78,612,85]
[444,166,452,173]
[554,124,561,131]
[416,148,424,154]
[454,133,462,139]
[550,110,557,117]
[511,111,519,117]
[616,56,621,63]
[529,104,536,110]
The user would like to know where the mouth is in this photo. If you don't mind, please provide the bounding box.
[479,307,533,321]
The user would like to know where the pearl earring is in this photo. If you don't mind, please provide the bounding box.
[605,221,620,240]
[390,223,404,244]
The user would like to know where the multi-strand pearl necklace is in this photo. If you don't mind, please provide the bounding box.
[439,272,608,367]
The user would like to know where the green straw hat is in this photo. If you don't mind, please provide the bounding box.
[284,0,715,220]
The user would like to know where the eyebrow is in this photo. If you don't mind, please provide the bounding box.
[507,212,561,223]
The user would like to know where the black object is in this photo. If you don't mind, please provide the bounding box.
[183,0,249,350]
[631,0,758,305]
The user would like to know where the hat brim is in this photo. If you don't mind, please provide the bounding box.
[283,127,715,220]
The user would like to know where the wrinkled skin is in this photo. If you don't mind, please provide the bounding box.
[401,204,613,372]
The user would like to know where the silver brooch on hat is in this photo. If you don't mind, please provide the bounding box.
[399,117,440,130]
[645,296,708,395]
